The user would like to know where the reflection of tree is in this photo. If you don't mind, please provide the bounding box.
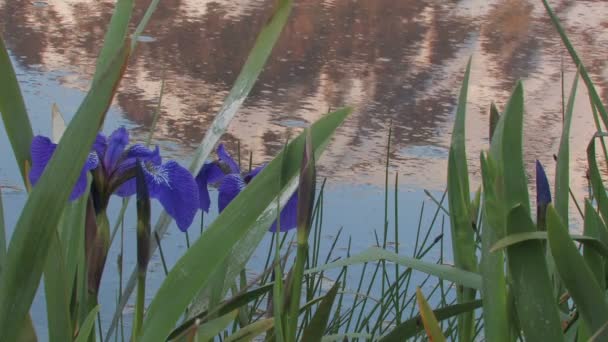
[2,0,606,184]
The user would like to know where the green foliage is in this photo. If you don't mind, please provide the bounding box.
[0,35,34,185]
[3,0,608,341]
[446,57,477,341]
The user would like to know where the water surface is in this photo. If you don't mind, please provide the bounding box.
[1,0,608,337]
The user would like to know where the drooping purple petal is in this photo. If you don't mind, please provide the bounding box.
[93,133,107,160]
[536,160,552,206]
[195,161,224,212]
[269,192,299,232]
[244,164,266,184]
[29,135,98,200]
[70,152,99,200]
[142,160,199,231]
[114,145,162,196]
[217,144,240,174]
[104,127,129,172]
[218,174,245,212]
[29,136,56,187]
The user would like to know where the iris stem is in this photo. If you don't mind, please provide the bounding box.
[132,270,146,339]
[287,242,307,341]
[154,232,168,276]
[185,231,190,249]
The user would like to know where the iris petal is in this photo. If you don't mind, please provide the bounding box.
[114,145,162,196]
[217,144,240,174]
[104,127,129,172]
[218,174,245,212]
[244,164,266,183]
[29,135,98,200]
[536,160,552,206]
[269,192,299,232]
[29,136,55,187]
[93,133,107,160]
[196,162,224,212]
[143,160,199,231]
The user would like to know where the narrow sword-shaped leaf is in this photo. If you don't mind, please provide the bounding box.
[542,0,608,129]
[416,288,446,342]
[300,281,340,342]
[547,205,608,338]
[224,318,275,342]
[379,300,482,341]
[0,34,34,185]
[74,306,100,342]
[580,200,607,341]
[490,231,608,257]
[505,205,563,342]
[0,188,5,269]
[138,108,350,340]
[479,153,509,341]
[587,138,608,224]
[43,232,72,342]
[555,72,579,224]
[305,247,482,290]
[0,17,132,342]
[446,57,476,341]
[107,3,295,337]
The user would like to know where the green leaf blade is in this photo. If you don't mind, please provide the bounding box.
[505,205,564,342]
[547,205,608,338]
[0,35,34,185]
[138,108,351,341]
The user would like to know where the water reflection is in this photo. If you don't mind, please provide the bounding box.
[1,0,607,195]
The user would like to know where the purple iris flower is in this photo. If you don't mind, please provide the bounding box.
[535,160,552,207]
[29,127,199,231]
[195,144,298,232]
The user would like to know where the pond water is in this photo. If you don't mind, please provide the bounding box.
[1,0,608,339]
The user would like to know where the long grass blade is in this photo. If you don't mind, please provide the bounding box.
[300,281,340,341]
[505,205,563,341]
[224,318,274,342]
[43,232,72,342]
[446,58,477,340]
[541,0,608,128]
[0,4,132,338]
[479,153,509,341]
[416,288,446,342]
[74,306,100,342]
[547,205,608,338]
[587,138,608,223]
[138,108,350,340]
[306,247,481,290]
[0,35,34,185]
[555,72,579,223]
[379,299,482,341]
[490,231,608,257]
[0,188,5,269]
[107,3,294,337]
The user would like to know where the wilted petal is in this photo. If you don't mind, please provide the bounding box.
[269,192,298,232]
[143,160,198,231]
[218,174,245,212]
[196,161,224,212]
[29,135,98,200]
[536,160,552,206]
[104,127,129,171]
[217,144,240,174]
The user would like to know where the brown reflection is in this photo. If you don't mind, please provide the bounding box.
[1,0,608,199]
